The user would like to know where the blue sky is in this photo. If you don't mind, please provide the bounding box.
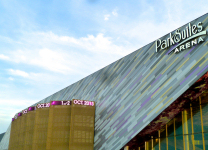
[0,0,208,133]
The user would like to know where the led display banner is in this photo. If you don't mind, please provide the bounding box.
[14,115,17,119]
[73,99,95,106]
[156,22,207,54]
[22,109,28,114]
[36,103,50,109]
[28,107,35,111]
[51,100,71,105]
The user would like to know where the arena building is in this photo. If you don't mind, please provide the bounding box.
[0,13,208,150]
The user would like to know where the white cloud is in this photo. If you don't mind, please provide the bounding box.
[0,85,61,133]
[104,14,110,20]
[112,9,118,17]
[4,32,133,77]
[0,54,9,60]
[8,77,14,81]
[30,48,73,74]
[8,69,29,78]
[0,98,38,121]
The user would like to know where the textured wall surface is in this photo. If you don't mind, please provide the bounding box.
[0,124,10,150]
[1,13,208,150]
[0,133,5,143]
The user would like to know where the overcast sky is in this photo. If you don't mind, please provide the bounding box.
[0,0,208,134]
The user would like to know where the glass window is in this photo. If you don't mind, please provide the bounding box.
[192,106,202,133]
[167,120,174,137]
[204,132,208,149]
[160,125,167,150]
[167,119,175,150]
[160,137,167,150]
[201,93,208,104]
[194,133,203,149]
[153,138,159,150]
[168,136,175,150]
[202,104,208,132]
[175,112,183,136]
[175,135,183,150]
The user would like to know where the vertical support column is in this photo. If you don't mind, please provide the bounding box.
[151,136,153,150]
[46,101,71,150]
[174,118,176,150]
[199,96,205,150]
[166,124,168,150]
[190,104,195,150]
[124,146,129,150]
[145,141,146,150]
[158,130,161,150]
[69,99,95,150]
[182,111,185,150]
[182,110,189,150]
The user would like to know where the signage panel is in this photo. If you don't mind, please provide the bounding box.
[22,109,28,114]
[73,99,95,106]
[28,107,35,111]
[36,103,50,109]
[51,100,71,105]
[156,22,207,54]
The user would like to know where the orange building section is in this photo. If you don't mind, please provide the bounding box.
[69,99,95,150]
[24,107,36,150]
[32,103,50,150]
[46,101,71,150]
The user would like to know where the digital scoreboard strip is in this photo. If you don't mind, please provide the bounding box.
[8,100,95,150]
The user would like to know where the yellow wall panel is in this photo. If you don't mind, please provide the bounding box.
[46,100,71,150]
[8,115,17,150]
[69,99,95,150]
[24,107,36,150]
[32,103,50,150]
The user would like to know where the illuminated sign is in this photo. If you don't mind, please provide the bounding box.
[51,101,71,105]
[156,22,207,54]
[18,113,22,117]
[22,109,28,114]
[36,103,50,109]
[14,115,17,119]
[28,107,35,111]
[73,99,95,106]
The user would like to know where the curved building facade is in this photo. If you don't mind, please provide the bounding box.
[1,13,208,150]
